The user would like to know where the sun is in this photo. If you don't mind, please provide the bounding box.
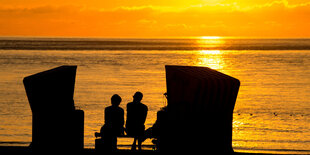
[200,36,222,39]
[197,36,225,48]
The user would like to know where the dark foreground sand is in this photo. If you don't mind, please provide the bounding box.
[0,146,301,155]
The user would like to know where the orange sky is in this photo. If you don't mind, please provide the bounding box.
[0,0,310,38]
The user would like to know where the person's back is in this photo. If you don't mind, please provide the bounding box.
[126,101,148,134]
[125,91,148,150]
[100,94,124,151]
[105,105,124,135]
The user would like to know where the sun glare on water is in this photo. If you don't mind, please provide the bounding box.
[196,36,225,49]
[199,50,221,55]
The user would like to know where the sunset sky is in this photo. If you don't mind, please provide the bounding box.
[0,0,310,38]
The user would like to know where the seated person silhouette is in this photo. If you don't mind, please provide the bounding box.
[100,94,125,151]
[142,106,168,150]
[142,93,169,150]
[126,91,148,151]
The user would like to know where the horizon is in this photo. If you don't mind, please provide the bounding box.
[1,36,310,40]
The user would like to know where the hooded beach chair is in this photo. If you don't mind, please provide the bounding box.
[23,65,84,152]
[163,65,240,153]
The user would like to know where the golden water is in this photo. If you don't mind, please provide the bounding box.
[0,39,309,153]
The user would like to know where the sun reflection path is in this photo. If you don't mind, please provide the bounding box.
[200,50,221,55]
[195,50,225,70]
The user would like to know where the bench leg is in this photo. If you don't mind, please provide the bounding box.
[131,137,143,151]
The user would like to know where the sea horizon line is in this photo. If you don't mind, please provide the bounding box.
[1,36,310,40]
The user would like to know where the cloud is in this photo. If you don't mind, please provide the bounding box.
[252,0,310,9]
[0,0,310,37]
[139,19,157,24]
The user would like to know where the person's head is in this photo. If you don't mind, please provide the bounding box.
[111,94,122,106]
[133,91,143,102]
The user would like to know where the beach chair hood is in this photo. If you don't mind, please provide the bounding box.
[164,65,240,153]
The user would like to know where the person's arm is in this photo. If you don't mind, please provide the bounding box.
[143,106,148,123]
[104,107,108,124]
[121,109,124,126]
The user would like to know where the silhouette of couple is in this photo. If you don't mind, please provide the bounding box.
[101,91,148,151]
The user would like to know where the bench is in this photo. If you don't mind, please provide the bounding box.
[94,132,157,151]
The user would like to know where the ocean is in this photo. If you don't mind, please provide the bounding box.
[0,37,309,154]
